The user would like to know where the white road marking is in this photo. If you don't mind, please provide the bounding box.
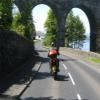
[68,72,75,86]
[77,94,82,100]
[61,61,68,70]
[61,61,81,100]
[61,61,75,85]
[62,63,67,70]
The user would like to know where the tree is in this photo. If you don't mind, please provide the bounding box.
[11,12,25,36]
[43,9,57,46]
[0,0,13,30]
[12,12,36,39]
[24,17,35,40]
[66,11,86,49]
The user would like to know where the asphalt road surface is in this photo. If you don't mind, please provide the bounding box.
[21,41,100,100]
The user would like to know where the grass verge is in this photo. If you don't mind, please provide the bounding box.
[89,57,100,63]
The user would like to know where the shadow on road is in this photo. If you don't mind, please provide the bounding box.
[59,58,76,62]
[39,56,49,63]
[56,75,69,81]
[0,54,49,95]
[0,48,75,99]
[0,95,88,100]
[36,50,48,53]
[33,70,69,82]
[21,96,65,100]
[34,71,51,80]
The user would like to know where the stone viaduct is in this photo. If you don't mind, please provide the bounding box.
[14,0,100,53]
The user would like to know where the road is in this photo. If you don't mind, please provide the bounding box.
[21,41,100,100]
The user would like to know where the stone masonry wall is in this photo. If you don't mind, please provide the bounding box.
[0,30,34,75]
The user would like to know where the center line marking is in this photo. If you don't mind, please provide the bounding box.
[61,61,76,86]
[63,63,67,70]
[61,61,68,70]
[77,94,82,100]
[68,72,75,85]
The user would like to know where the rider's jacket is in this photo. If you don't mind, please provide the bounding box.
[48,49,59,71]
[48,49,59,57]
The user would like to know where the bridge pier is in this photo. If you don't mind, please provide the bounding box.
[95,25,100,53]
[56,14,66,49]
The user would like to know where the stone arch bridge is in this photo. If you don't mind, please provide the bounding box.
[15,0,100,53]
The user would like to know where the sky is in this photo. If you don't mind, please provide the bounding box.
[32,4,50,32]
[13,4,90,36]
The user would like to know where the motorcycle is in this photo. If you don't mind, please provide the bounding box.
[50,58,59,80]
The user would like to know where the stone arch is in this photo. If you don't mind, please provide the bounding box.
[31,3,58,20]
[73,5,96,51]
[32,3,57,18]
[14,0,60,40]
[14,0,72,48]
[13,0,100,52]
[32,3,64,48]
[32,4,55,30]
[32,4,59,45]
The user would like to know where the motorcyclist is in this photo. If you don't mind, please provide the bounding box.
[48,42,59,72]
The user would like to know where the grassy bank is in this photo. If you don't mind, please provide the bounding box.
[89,57,100,63]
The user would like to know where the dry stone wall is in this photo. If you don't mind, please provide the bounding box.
[0,30,34,75]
